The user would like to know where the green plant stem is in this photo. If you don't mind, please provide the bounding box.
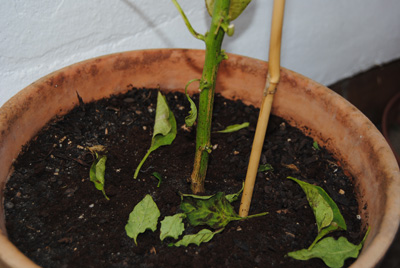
[134,149,152,179]
[190,0,230,194]
[241,211,269,219]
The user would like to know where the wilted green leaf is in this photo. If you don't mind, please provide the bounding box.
[206,0,252,21]
[225,182,244,203]
[134,92,177,179]
[185,94,197,127]
[287,177,347,247]
[169,228,223,247]
[160,213,186,241]
[289,177,332,231]
[288,235,366,268]
[181,192,267,229]
[89,153,109,200]
[181,192,237,229]
[125,195,160,245]
[152,172,162,187]
[258,163,274,172]
[184,79,199,127]
[216,122,249,133]
[154,92,172,136]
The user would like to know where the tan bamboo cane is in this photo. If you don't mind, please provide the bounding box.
[239,0,286,217]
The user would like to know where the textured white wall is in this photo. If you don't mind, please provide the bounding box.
[1,0,400,107]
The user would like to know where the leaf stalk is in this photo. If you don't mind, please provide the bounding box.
[172,0,205,41]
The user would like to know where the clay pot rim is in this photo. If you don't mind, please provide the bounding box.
[382,91,400,165]
[0,49,399,268]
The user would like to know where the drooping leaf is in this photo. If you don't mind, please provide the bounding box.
[125,195,160,245]
[134,92,177,178]
[185,94,197,127]
[89,153,109,200]
[154,92,172,136]
[181,192,237,229]
[160,213,186,241]
[152,172,162,187]
[216,122,249,133]
[289,177,333,231]
[225,182,244,203]
[169,228,224,247]
[184,79,199,127]
[258,163,274,172]
[288,235,366,268]
[287,177,347,247]
[181,192,267,229]
[205,0,252,21]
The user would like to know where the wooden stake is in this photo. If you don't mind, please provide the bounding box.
[239,0,286,217]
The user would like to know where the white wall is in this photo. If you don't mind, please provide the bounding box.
[1,0,400,107]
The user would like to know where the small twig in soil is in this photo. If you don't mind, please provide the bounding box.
[143,90,152,102]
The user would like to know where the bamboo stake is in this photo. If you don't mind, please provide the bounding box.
[239,0,286,217]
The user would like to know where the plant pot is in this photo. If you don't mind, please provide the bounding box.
[382,92,400,166]
[0,49,399,268]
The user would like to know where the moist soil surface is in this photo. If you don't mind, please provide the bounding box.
[4,88,365,268]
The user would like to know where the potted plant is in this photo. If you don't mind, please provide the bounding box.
[0,1,399,267]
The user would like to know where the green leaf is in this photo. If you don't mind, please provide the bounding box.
[185,94,197,127]
[181,192,267,229]
[287,177,347,247]
[206,0,252,21]
[216,122,249,133]
[89,154,109,200]
[258,163,274,172]
[134,92,177,179]
[152,172,162,187]
[184,79,199,127]
[288,236,365,268]
[169,228,223,247]
[313,141,320,150]
[225,182,244,203]
[154,92,172,136]
[125,195,160,245]
[181,192,239,229]
[160,213,186,241]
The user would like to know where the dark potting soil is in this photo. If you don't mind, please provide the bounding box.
[4,88,366,268]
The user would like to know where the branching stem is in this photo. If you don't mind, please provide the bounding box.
[172,0,231,194]
[190,0,231,194]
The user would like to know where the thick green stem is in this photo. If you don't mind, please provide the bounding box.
[190,0,230,194]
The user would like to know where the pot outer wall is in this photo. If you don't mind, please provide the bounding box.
[0,49,399,268]
[382,92,400,165]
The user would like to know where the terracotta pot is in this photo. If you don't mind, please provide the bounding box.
[0,49,399,268]
[382,92,400,165]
